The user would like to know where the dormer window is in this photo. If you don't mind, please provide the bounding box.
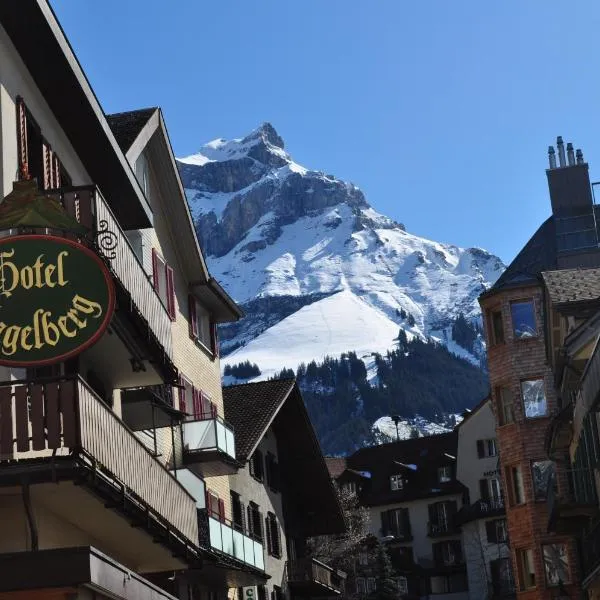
[390,474,404,491]
[438,466,452,483]
[135,152,150,198]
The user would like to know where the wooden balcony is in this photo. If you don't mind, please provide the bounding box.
[287,557,346,596]
[47,186,173,368]
[0,377,199,563]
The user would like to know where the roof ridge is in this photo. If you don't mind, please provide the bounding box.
[223,377,296,390]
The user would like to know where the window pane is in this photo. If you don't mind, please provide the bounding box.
[512,467,524,504]
[518,549,536,590]
[521,379,547,418]
[532,461,555,500]
[491,310,504,344]
[511,301,537,338]
[543,544,570,586]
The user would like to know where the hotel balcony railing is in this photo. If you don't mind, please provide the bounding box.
[49,186,173,360]
[0,377,198,546]
[287,557,346,596]
[198,508,264,571]
[455,498,505,525]
[182,413,237,476]
[428,520,461,538]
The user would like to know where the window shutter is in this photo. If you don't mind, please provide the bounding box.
[42,142,52,189]
[381,510,390,536]
[151,248,159,291]
[477,439,485,458]
[480,479,490,501]
[240,501,246,531]
[192,387,203,419]
[188,294,198,339]
[210,399,217,418]
[448,500,457,523]
[486,520,497,543]
[247,505,253,535]
[178,376,187,415]
[218,498,225,522]
[432,543,441,564]
[206,490,213,516]
[210,321,219,356]
[453,540,463,563]
[275,517,281,556]
[166,265,176,320]
[16,96,29,180]
[403,508,412,538]
[53,153,61,188]
[265,516,272,554]
[490,559,500,589]
[428,503,437,526]
[249,454,255,477]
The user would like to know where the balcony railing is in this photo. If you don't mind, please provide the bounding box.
[455,498,505,525]
[50,186,173,359]
[287,558,346,595]
[0,377,197,545]
[183,415,236,461]
[198,508,264,571]
[428,521,460,537]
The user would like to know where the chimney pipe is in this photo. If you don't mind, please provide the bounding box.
[557,136,566,167]
[548,146,557,169]
[567,142,575,166]
[576,149,584,165]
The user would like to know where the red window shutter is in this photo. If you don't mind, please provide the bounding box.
[166,265,176,320]
[210,321,219,356]
[151,248,160,291]
[178,376,187,415]
[206,490,213,516]
[188,294,198,339]
[16,97,29,180]
[218,498,225,522]
[211,401,217,419]
[193,387,203,419]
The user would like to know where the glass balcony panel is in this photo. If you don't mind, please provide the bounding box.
[222,522,234,556]
[244,534,255,566]
[232,529,245,561]
[209,517,223,551]
[225,426,236,459]
[254,541,265,570]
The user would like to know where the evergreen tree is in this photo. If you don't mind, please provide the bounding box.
[371,542,397,600]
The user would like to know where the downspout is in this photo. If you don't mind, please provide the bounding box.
[22,479,38,551]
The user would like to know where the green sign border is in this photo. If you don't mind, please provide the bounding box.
[0,234,116,367]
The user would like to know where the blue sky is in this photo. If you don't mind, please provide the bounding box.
[51,1,600,262]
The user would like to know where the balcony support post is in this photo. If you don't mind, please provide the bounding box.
[21,478,38,551]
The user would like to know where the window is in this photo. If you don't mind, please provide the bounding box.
[231,491,244,531]
[356,578,366,595]
[396,576,408,595]
[479,477,503,504]
[430,573,468,594]
[135,152,150,198]
[271,586,283,600]
[151,249,176,320]
[438,465,452,483]
[366,578,376,593]
[382,508,411,539]
[543,543,570,586]
[521,379,547,418]
[266,452,280,492]
[177,378,215,421]
[511,300,537,339]
[491,558,515,596]
[489,308,505,345]
[358,551,368,566]
[532,460,556,500]
[390,474,404,490]
[342,481,357,494]
[247,502,263,541]
[188,294,215,351]
[496,386,514,425]
[509,465,525,505]
[516,548,536,590]
[434,541,462,566]
[428,501,456,534]
[266,512,281,557]
[477,438,498,458]
[249,450,264,481]
[486,519,508,543]
[257,586,267,600]
[206,490,225,522]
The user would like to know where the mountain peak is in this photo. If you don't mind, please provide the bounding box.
[243,122,284,150]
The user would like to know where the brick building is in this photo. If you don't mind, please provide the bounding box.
[479,137,600,599]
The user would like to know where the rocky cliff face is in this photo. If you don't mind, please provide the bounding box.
[177,123,505,379]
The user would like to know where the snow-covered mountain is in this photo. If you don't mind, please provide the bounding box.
[178,123,505,379]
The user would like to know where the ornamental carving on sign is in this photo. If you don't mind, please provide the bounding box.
[0,235,115,366]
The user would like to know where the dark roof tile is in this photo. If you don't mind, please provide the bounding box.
[542,267,600,306]
[106,108,157,152]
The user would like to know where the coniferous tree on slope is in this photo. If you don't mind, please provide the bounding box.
[370,542,397,600]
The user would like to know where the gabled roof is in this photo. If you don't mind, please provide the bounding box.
[542,267,600,307]
[0,1,151,228]
[224,379,296,461]
[347,432,465,505]
[107,108,157,153]
[484,217,556,294]
[224,379,345,535]
[325,457,348,479]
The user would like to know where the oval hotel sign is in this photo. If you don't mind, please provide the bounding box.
[0,235,115,366]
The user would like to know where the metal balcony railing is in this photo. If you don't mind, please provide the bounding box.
[428,520,460,537]
[0,377,197,545]
[49,186,173,359]
[198,508,264,571]
[287,557,346,595]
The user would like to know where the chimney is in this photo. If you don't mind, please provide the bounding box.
[567,143,575,166]
[548,146,557,169]
[557,136,566,167]
[546,136,593,217]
